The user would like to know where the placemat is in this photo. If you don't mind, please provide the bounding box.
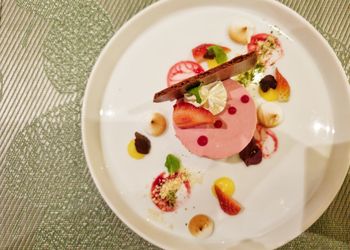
[0,0,349,248]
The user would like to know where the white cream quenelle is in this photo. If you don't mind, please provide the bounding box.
[185,81,227,115]
[257,102,284,128]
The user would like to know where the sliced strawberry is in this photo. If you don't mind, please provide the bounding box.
[173,102,215,129]
[275,68,291,102]
[167,61,204,87]
[192,43,231,63]
[214,185,241,215]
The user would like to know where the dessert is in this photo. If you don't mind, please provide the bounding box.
[247,33,283,66]
[214,184,241,216]
[153,52,257,102]
[228,19,255,45]
[173,79,257,159]
[173,102,215,129]
[185,81,227,115]
[167,61,204,87]
[192,43,231,64]
[254,124,278,158]
[134,132,151,154]
[212,177,235,197]
[239,138,263,166]
[259,74,278,101]
[229,26,249,45]
[188,214,214,238]
[151,154,191,212]
[148,112,167,136]
[134,20,293,237]
[275,68,291,102]
[257,102,283,128]
[127,132,151,159]
[127,140,145,160]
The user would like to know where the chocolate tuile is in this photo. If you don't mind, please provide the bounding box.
[153,52,257,103]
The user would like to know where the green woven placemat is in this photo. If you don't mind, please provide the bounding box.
[0,0,349,249]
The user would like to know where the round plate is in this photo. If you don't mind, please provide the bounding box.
[82,0,350,249]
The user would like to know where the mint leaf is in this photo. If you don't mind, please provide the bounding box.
[207,46,228,64]
[165,154,180,174]
[187,86,202,103]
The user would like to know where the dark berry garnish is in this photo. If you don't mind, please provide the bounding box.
[214,120,223,128]
[260,81,270,92]
[197,135,208,146]
[228,106,237,115]
[259,75,277,92]
[241,95,250,103]
[239,138,262,166]
[135,132,151,154]
[203,49,215,59]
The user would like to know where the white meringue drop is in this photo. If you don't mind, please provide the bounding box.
[257,102,283,128]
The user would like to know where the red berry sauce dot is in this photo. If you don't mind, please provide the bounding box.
[197,135,208,146]
[241,95,250,103]
[214,120,222,128]
[228,106,237,115]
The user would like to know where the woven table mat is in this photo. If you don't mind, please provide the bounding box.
[0,0,349,249]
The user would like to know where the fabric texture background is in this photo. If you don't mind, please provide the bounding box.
[0,0,349,249]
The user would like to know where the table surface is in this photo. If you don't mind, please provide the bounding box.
[0,0,349,249]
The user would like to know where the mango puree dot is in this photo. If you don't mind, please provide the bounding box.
[207,59,219,69]
[212,177,235,197]
[127,139,144,159]
[259,87,278,101]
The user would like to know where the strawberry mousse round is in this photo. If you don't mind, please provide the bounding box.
[173,79,257,159]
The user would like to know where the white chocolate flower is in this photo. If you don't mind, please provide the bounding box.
[185,81,227,115]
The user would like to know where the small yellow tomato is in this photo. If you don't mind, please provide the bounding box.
[127,139,144,159]
[212,177,235,197]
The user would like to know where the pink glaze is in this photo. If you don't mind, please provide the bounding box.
[174,79,257,159]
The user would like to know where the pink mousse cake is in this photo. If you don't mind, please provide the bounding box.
[174,79,257,159]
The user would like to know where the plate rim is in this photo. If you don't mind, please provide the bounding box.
[81,0,350,249]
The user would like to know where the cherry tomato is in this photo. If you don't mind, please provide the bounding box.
[167,61,204,87]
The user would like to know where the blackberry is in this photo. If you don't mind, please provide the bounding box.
[260,75,277,92]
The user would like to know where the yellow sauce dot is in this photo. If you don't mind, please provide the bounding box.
[259,87,278,102]
[207,59,218,69]
[127,139,144,159]
[212,177,235,197]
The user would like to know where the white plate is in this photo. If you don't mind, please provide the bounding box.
[82,0,350,249]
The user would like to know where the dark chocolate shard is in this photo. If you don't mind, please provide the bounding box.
[153,52,257,103]
[135,132,151,154]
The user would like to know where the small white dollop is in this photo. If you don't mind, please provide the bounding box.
[257,102,283,128]
[185,81,227,115]
[188,214,214,239]
[228,19,255,45]
[146,112,167,136]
